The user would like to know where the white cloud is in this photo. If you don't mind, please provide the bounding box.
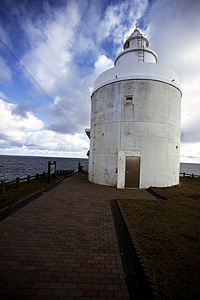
[0,99,43,142]
[146,0,200,162]
[0,91,7,99]
[0,24,9,45]
[25,130,88,152]
[19,0,149,95]
[180,143,200,164]
[20,1,80,94]
[1,0,149,135]
[181,79,200,142]
[54,96,61,105]
[0,24,13,85]
[0,55,12,84]
[0,98,89,156]
[94,55,114,77]
[97,0,148,46]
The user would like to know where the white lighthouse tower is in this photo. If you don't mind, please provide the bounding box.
[88,27,182,188]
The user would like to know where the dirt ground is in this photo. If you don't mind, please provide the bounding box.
[0,175,66,209]
[119,177,200,300]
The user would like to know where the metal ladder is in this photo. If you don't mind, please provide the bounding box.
[137,37,144,62]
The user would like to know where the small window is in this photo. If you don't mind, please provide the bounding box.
[124,41,129,49]
[125,95,134,104]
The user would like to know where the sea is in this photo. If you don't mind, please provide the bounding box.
[0,155,199,183]
[0,155,88,182]
[180,163,200,176]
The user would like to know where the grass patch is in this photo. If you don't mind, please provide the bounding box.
[0,175,67,210]
[119,177,200,300]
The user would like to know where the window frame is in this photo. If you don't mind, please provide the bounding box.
[125,95,134,104]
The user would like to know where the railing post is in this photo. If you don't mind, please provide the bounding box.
[1,180,5,194]
[27,175,30,184]
[183,172,185,177]
[48,161,51,182]
[16,177,20,188]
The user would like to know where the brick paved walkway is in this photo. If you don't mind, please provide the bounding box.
[0,172,157,299]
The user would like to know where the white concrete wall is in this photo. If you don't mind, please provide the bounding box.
[89,79,181,188]
[93,63,180,94]
[115,49,157,65]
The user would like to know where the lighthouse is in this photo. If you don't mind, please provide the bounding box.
[88,26,182,188]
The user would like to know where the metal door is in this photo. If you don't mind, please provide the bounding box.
[125,156,140,188]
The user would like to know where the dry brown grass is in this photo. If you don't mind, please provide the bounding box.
[119,177,200,300]
[0,175,66,210]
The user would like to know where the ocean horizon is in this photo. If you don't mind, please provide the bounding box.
[0,154,199,183]
[0,155,88,182]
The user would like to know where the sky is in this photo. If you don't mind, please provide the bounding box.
[0,0,199,162]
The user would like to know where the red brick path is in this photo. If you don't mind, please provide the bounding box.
[0,172,156,299]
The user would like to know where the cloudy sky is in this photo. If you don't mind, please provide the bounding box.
[0,0,199,162]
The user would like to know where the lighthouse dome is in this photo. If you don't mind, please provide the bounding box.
[114,28,158,66]
[92,27,181,95]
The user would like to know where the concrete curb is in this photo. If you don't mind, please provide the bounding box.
[146,188,167,200]
[111,199,158,300]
